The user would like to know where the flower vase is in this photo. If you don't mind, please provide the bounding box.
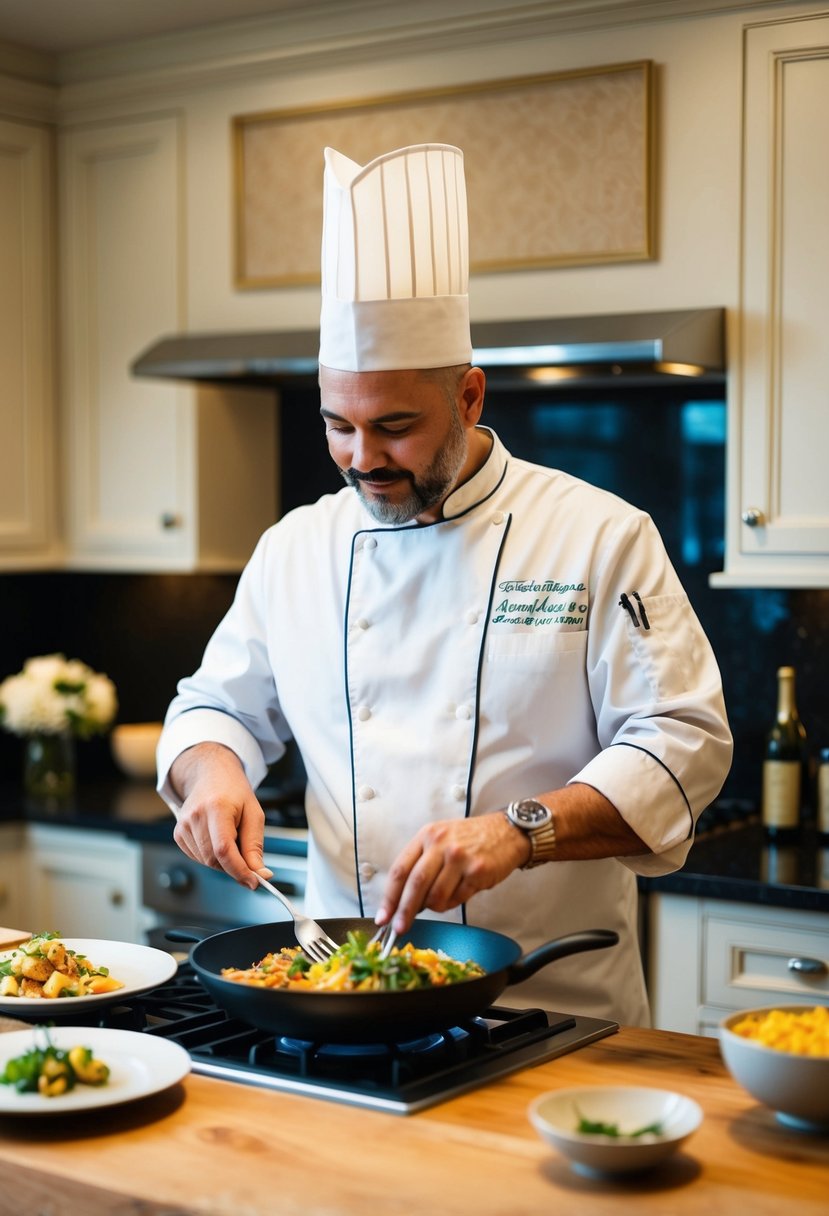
[23,732,76,800]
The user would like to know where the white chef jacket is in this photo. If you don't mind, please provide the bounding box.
[158,428,732,1026]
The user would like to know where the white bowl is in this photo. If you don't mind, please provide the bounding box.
[110,722,163,780]
[529,1085,702,1177]
[719,1006,829,1132]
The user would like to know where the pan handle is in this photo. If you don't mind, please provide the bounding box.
[506,929,619,985]
[159,926,212,945]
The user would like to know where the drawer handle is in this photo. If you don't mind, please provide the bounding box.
[787,956,827,976]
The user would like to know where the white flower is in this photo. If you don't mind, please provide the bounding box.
[0,653,118,738]
[85,673,119,729]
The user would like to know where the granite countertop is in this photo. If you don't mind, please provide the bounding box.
[640,809,829,912]
[2,782,828,912]
[0,779,176,842]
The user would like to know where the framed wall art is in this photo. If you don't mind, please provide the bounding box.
[233,60,654,289]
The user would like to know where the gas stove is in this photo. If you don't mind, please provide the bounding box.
[24,964,618,1115]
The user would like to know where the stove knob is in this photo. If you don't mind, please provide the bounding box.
[157,866,193,894]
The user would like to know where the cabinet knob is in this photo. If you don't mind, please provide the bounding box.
[160,512,182,530]
[787,956,827,976]
[110,890,125,907]
[741,507,765,528]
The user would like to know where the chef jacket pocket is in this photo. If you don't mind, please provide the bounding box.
[623,592,700,700]
[486,629,588,670]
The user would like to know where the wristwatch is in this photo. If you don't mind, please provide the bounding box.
[504,798,557,869]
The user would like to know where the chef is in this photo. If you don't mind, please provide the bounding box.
[158,143,732,1026]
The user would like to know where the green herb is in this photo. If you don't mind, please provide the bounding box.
[0,1027,73,1095]
[575,1108,664,1138]
[302,930,483,991]
[0,1026,108,1097]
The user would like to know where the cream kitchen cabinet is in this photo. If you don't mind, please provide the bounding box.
[60,114,277,572]
[0,118,60,570]
[23,824,144,943]
[713,13,829,588]
[0,824,26,930]
[648,892,829,1036]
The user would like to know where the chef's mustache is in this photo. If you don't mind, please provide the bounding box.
[345,468,412,484]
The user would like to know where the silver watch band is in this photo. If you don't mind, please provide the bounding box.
[523,816,557,868]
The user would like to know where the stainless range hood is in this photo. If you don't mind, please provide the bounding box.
[131,308,724,387]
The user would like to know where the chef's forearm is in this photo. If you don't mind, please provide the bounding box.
[537,782,649,861]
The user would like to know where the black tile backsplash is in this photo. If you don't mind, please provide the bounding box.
[1,381,827,809]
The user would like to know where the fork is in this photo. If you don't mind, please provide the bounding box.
[368,922,398,960]
[254,873,338,963]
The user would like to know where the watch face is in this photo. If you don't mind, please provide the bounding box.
[512,799,550,827]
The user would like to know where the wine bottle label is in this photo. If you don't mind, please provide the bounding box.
[762,760,800,828]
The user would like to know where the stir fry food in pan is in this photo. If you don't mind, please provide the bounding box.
[0,932,124,999]
[221,929,486,992]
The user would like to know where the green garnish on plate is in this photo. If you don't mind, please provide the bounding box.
[575,1107,664,1138]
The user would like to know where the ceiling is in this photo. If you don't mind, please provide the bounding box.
[0,0,303,54]
[0,1,790,57]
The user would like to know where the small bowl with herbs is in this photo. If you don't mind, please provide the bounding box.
[529,1085,702,1176]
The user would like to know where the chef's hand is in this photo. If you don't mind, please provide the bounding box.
[375,812,531,936]
[170,742,272,890]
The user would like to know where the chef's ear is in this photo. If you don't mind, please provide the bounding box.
[458,366,486,428]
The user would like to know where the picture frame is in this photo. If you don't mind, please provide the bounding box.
[232,60,655,289]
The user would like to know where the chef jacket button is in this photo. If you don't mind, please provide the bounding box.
[357,705,371,721]
[355,617,370,630]
[491,511,505,526]
[357,784,375,801]
[364,536,377,550]
[465,609,479,625]
[455,704,472,721]
[359,862,376,879]
[451,784,466,801]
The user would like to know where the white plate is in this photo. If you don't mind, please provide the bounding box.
[0,938,177,1012]
[0,1026,190,1115]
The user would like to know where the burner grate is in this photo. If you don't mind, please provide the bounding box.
[10,962,617,1113]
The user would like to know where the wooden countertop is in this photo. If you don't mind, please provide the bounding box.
[1,1024,826,1215]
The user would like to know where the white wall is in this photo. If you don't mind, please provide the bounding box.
[182,13,751,334]
[4,1,826,337]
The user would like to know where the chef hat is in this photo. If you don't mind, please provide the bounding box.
[319,143,472,372]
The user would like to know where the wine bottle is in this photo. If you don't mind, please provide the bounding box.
[817,747,829,841]
[761,666,806,840]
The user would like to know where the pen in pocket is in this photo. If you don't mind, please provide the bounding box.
[619,591,651,630]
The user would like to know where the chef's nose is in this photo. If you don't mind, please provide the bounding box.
[349,428,386,472]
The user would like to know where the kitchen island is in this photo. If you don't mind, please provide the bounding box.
[0,1021,826,1215]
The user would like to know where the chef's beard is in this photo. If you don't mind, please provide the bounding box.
[339,403,467,524]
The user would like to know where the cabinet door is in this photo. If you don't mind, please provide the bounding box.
[61,114,195,569]
[648,892,829,1035]
[0,826,25,931]
[25,827,143,943]
[0,119,58,568]
[715,15,829,587]
[60,115,277,572]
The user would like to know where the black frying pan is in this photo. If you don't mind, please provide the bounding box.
[169,919,618,1044]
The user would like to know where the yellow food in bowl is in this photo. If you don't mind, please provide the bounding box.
[729,1005,829,1056]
